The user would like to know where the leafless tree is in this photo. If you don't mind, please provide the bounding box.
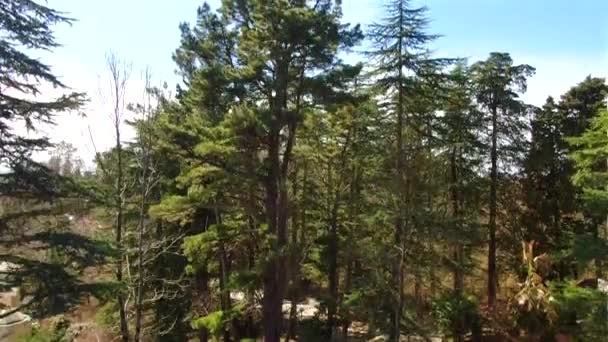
[91,52,132,342]
[132,67,157,342]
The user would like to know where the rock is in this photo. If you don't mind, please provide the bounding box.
[0,310,32,340]
[0,287,21,308]
[0,261,19,273]
[576,278,598,288]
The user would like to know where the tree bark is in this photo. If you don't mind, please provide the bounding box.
[488,104,498,310]
[390,2,406,340]
[450,147,464,342]
[327,192,340,340]
[133,181,146,342]
[287,165,300,341]
[262,58,292,341]
[106,55,130,342]
[197,266,210,342]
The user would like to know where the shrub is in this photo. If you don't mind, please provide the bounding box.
[432,293,481,338]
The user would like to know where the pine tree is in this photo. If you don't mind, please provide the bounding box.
[0,0,108,323]
[569,112,608,278]
[220,1,361,340]
[440,62,484,290]
[0,0,85,196]
[470,52,534,310]
[152,4,245,340]
[434,61,485,342]
[150,2,362,341]
[366,0,450,338]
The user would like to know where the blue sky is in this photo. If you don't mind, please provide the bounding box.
[41,0,608,162]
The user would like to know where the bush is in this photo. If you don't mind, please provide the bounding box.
[298,317,330,342]
[17,316,70,342]
[95,300,119,329]
[550,281,608,341]
[432,293,481,338]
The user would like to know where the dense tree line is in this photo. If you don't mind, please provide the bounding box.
[2,1,608,342]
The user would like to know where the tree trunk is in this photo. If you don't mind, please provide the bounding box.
[134,194,146,342]
[192,211,212,342]
[215,210,232,342]
[287,165,300,341]
[415,273,423,320]
[262,48,298,342]
[115,114,129,342]
[219,246,231,342]
[263,113,289,342]
[342,260,352,341]
[488,105,498,310]
[450,147,464,342]
[134,148,149,342]
[245,216,257,339]
[196,260,210,342]
[390,3,406,340]
[327,206,339,339]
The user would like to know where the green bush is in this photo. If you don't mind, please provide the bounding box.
[17,316,70,342]
[550,281,608,341]
[298,317,330,342]
[95,300,120,329]
[432,293,481,338]
[191,305,246,341]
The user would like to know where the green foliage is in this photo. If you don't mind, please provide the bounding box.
[570,109,608,213]
[431,294,481,337]
[298,317,330,342]
[183,229,218,271]
[192,310,226,337]
[191,306,245,340]
[10,0,605,340]
[0,0,85,196]
[95,300,120,329]
[550,282,608,340]
[149,195,197,226]
[572,233,608,265]
[17,316,71,342]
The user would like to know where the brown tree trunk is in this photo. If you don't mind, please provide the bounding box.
[115,96,129,342]
[390,4,406,340]
[415,273,423,320]
[245,216,257,339]
[262,72,292,340]
[196,266,210,342]
[212,208,233,342]
[450,147,464,342]
[219,245,231,342]
[488,105,498,310]
[191,211,212,342]
[261,39,302,341]
[287,165,300,341]
[134,146,149,342]
[342,260,353,341]
[327,203,339,339]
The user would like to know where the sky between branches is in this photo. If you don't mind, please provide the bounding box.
[35,0,608,167]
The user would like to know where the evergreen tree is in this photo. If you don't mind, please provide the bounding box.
[151,2,362,341]
[522,77,607,283]
[0,0,111,324]
[366,0,450,338]
[434,61,485,341]
[470,52,534,309]
[0,0,84,196]
[569,110,608,277]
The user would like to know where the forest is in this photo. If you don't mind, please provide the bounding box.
[1,0,607,341]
